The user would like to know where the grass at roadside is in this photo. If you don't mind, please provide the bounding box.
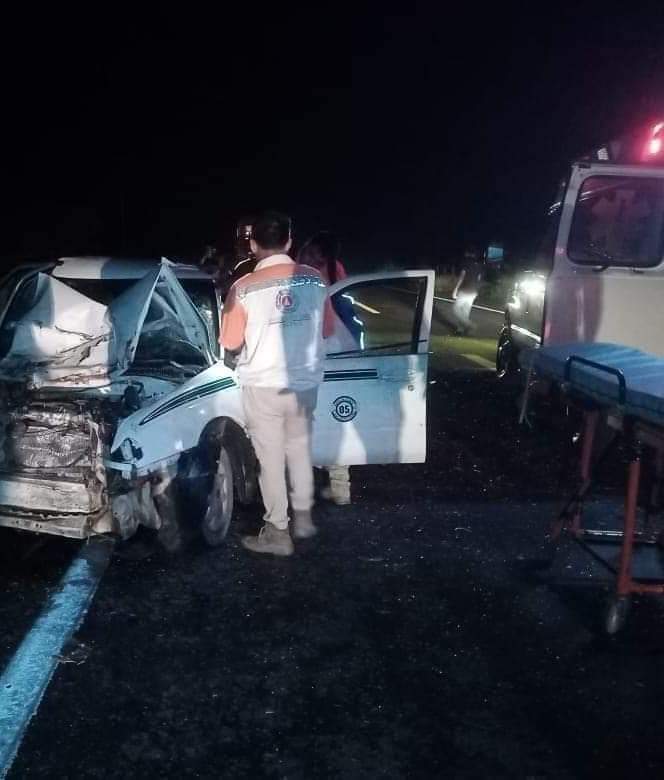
[429,333,496,372]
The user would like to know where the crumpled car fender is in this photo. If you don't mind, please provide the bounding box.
[107,362,246,478]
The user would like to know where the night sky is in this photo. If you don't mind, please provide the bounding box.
[2,5,664,270]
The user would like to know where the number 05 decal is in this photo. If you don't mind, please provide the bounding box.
[331,396,358,422]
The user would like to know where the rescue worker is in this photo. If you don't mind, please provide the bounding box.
[298,231,352,506]
[452,247,484,335]
[220,211,332,556]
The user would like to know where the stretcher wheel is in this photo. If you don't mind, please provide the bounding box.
[605,596,631,635]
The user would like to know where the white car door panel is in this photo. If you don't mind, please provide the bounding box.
[312,270,434,466]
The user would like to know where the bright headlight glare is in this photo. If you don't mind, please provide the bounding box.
[519,277,546,298]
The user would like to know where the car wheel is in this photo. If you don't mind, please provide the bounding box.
[201,444,235,546]
[496,329,516,379]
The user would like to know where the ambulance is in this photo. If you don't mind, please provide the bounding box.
[497,121,664,375]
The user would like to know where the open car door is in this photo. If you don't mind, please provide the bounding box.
[312,270,434,465]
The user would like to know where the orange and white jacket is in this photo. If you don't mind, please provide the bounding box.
[220,254,333,390]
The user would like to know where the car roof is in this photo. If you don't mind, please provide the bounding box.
[51,256,212,280]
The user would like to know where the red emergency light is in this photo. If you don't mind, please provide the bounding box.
[579,120,664,166]
[644,122,664,160]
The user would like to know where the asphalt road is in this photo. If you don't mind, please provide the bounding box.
[5,363,664,777]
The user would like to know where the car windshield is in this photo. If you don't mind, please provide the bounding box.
[60,277,219,348]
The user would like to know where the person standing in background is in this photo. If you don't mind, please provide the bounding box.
[298,230,347,285]
[298,230,353,506]
[217,217,257,299]
[452,247,484,335]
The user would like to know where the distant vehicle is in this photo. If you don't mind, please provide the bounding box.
[497,120,664,376]
[496,270,546,378]
[0,257,435,544]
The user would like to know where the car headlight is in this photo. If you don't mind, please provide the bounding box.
[519,277,546,298]
[111,438,144,463]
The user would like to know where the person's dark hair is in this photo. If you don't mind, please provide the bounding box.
[300,230,341,283]
[251,211,292,251]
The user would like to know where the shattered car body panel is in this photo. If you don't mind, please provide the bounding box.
[0,272,112,386]
[111,262,214,372]
[109,362,243,477]
[0,390,113,537]
[0,262,213,388]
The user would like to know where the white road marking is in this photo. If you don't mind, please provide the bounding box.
[0,538,113,779]
[354,300,381,315]
[434,296,503,315]
[342,293,381,315]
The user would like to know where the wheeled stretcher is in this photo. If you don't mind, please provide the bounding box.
[525,343,664,634]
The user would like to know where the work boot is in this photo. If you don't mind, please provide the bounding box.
[320,485,351,505]
[320,466,351,505]
[292,510,317,540]
[241,523,294,556]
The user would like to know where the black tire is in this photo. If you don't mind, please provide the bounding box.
[201,445,235,546]
[496,329,516,379]
[605,595,631,635]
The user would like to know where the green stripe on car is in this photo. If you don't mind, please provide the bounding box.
[140,378,236,425]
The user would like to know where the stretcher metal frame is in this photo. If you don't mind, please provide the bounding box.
[537,354,664,634]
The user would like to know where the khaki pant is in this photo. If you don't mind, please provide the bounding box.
[242,385,318,530]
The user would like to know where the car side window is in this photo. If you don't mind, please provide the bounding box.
[327,277,427,357]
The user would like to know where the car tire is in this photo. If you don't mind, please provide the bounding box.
[201,444,235,546]
[496,328,516,379]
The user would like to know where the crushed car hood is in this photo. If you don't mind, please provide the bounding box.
[0,260,214,388]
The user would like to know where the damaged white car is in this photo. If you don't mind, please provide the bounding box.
[0,257,434,544]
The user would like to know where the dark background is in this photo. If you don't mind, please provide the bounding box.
[2,4,663,270]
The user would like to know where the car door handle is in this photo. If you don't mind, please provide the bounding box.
[382,371,417,382]
[323,368,379,382]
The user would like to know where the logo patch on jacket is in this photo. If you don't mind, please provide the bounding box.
[276,289,298,312]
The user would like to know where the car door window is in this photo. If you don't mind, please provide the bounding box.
[327,277,427,357]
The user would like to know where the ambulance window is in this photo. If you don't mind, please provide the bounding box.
[327,277,427,357]
[568,176,664,268]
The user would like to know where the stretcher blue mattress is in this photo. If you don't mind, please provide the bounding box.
[532,343,664,426]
